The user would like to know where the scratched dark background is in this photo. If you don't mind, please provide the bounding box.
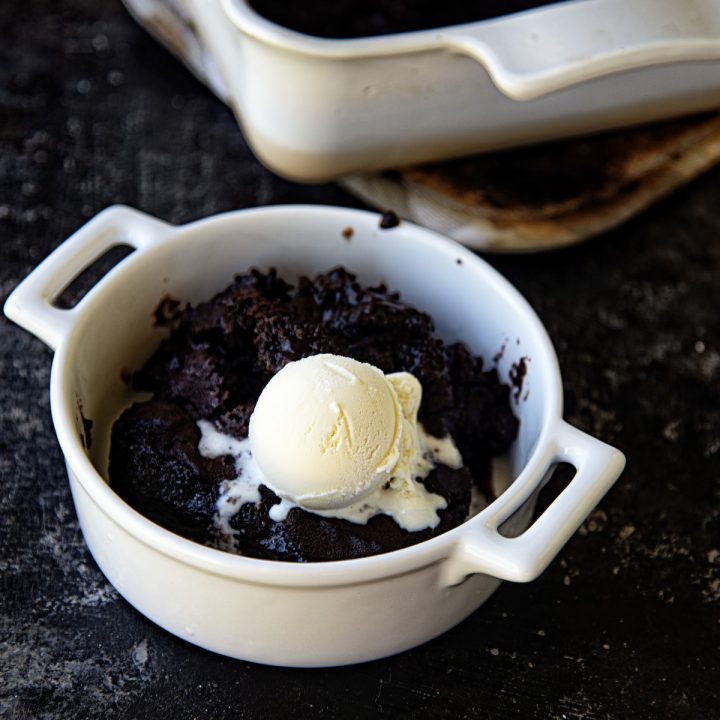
[1,2,719,718]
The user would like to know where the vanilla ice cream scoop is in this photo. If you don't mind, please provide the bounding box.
[249,354,404,510]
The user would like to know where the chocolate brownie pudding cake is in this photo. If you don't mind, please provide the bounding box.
[109,268,518,562]
[247,0,569,39]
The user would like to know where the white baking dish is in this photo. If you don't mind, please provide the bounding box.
[124,0,720,180]
[4,205,624,666]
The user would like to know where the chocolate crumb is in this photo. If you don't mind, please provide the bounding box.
[493,340,508,365]
[153,295,182,327]
[510,357,529,401]
[379,210,400,229]
[342,226,354,240]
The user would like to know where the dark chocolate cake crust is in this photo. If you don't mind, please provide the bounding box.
[109,268,518,562]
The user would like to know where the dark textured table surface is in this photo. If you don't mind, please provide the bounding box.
[1,2,719,718]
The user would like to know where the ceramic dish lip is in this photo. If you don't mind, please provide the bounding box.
[218,0,720,106]
[40,205,562,587]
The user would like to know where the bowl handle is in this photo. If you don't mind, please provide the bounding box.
[440,420,625,587]
[3,205,173,351]
[444,0,720,100]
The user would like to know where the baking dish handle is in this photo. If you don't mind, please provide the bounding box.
[3,205,173,351]
[445,0,720,101]
[440,420,625,587]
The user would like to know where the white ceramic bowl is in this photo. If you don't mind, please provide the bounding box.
[124,0,720,180]
[4,205,624,666]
